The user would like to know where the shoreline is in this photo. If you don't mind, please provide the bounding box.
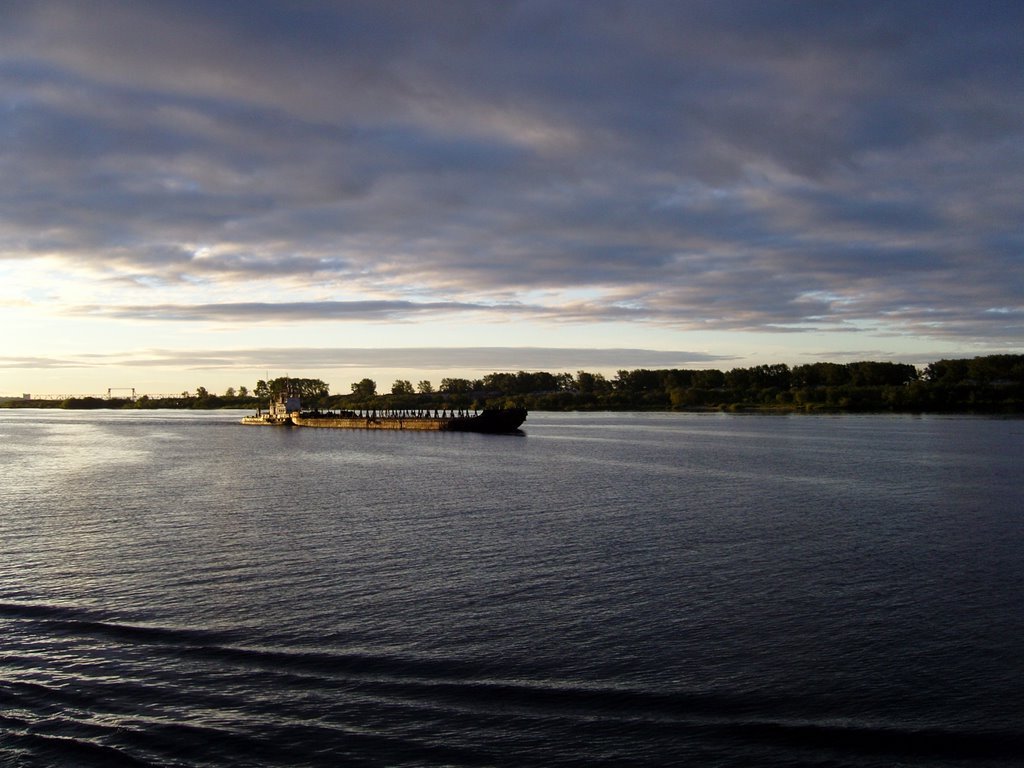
[3,399,1022,416]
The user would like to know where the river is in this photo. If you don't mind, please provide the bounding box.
[1,410,1022,766]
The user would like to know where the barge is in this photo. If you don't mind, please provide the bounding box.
[291,407,527,433]
[241,393,526,433]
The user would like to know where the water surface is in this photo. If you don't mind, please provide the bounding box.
[1,410,1022,766]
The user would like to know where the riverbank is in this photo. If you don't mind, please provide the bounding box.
[5,354,1022,414]
[4,397,1021,415]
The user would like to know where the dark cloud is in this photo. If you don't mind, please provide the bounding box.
[1,1,1022,345]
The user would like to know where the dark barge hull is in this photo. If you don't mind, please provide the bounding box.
[288,407,527,433]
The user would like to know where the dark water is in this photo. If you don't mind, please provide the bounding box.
[1,410,1022,767]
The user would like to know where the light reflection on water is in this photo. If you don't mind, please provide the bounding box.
[1,409,1022,766]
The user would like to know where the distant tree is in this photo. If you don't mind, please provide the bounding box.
[351,378,377,398]
[968,354,1024,383]
[792,362,849,388]
[254,380,270,399]
[613,369,662,394]
[487,371,555,393]
[847,361,917,387]
[576,371,596,394]
[554,372,575,391]
[238,385,249,397]
[267,377,329,400]
[749,363,791,389]
[514,371,558,393]
[417,380,434,394]
[662,369,694,390]
[691,369,724,389]
[60,396,107,409]
[483,372,515,391]
[224,387,236,398]
[439,377,473,394]
[195,386,209,399]
[724,368,752,390]
[391,379,415,395]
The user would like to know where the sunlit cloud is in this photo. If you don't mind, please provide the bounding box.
[71,300,528,323]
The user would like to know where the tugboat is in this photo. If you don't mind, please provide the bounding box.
[240,392,299,426]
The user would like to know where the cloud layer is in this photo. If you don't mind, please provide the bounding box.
[0,346,731,373]
[2,0,1023,346]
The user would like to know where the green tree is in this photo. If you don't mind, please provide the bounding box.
[750,363,791,389]
[792,362,849,387]
[663,369,695,390]
[483,372,516,392]
[847,361,917,387]
[238,385,249,397]
[224,387,236,398]
[514,371,558,393]
[417,380,434,394]
[576,371,597,394]
[555,372,575,391]
[924,359,970,384]
[966,354,1024,383]
[440,377,473,394]
[691,369,724,389]
[613,369,662,394]
[351,378,377,398]
[724,368,752,390]
[391,379,415,395]
[267,377,329,400]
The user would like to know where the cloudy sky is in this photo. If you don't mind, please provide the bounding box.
[2,1,1022,396]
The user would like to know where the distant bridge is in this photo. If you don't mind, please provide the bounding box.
[7,392,191,401]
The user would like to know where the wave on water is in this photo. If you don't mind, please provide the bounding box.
[3,600,1022,766]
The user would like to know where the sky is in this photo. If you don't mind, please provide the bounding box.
[2,0,1022,397]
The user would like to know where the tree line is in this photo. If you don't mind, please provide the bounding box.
[4,355,1023,413]
[331,356,1024,413]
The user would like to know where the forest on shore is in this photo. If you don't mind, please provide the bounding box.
[4,354,1024,414]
